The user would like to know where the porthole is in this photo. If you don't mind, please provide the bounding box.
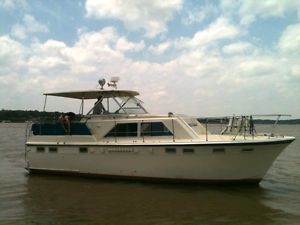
[79,147,88,153]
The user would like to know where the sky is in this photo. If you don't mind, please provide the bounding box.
[0,0,300,118]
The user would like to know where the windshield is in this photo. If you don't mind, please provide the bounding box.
[88,96,147,115]
[180,115,207,135]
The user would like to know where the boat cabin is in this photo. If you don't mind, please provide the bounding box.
[31,79,207,141]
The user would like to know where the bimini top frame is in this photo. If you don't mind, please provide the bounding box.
[43,89,148,115]
[44,89,139,99]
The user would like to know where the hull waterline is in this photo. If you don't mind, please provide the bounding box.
[25,138,294,184]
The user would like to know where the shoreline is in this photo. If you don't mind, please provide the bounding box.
[1,109,300,124]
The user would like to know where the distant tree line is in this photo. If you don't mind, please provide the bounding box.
[0,109,299,124]
[0,109,62,122]
[251,119,300,124]
[197,118,300,125]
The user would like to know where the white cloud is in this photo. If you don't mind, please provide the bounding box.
[11,14,48,40]
[276,22,300,103]
[222,42,254,54]
[0,0,27,10]
[11,24,27,40]
[181,3,218,25]
[220,0,300,25]
[148,41,172,55]
[171,50,223,78]
[291,64,300,78]
[28,40,69,72]
[0,36,26,74]
[147,16,241,56]
[237,58,277,78]
[13,26,147,83]
[278,22,300,54]
[68,27,125,65]
[115,38,145,52]
[176,17,240,49]
[85,0,183,37]
[182,9,206,25]
[54,27,122,77]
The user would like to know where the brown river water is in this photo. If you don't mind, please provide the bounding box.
[0,123,299,225]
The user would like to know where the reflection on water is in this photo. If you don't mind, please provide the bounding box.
[21,176,281,225]
[0,123,300,225]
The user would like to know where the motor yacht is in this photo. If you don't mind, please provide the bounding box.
[25,78,295,183]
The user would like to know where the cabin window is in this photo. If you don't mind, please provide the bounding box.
[183,148,194,154]
[105,123,138,137]
[79,147,88,153]
[213,148,225,153]
[165,148,176,154]
[36,147,45,153]
[141,122,172,136]
[49,147,58,153]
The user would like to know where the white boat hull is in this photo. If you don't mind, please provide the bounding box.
[25,139,293,183]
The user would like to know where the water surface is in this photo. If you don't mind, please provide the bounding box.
[0,123,299,225]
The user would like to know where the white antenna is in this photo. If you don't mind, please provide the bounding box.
[108,76,120,89]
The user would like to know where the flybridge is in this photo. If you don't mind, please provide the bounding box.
[42,77,148,115]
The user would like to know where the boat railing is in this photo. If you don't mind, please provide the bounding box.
[198,114,291,141]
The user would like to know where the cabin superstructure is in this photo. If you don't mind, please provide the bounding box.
[36,84,209,142]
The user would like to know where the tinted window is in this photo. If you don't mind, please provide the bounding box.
[105,123,138,137]
[141,122,172,136]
